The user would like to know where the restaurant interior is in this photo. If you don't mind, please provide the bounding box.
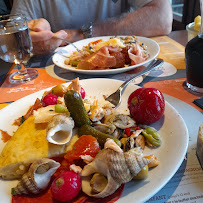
[0,0,203,203]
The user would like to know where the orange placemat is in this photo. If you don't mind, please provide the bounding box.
[0,69,65,103]
[144,78,201,111]
[0,103,8,110]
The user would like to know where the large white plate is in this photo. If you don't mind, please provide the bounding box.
[0,78,188,203]
[52,36,160,75]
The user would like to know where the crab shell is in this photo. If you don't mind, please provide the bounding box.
[46,114,74,145]
[81,148,150,198]
[12,158,60,195]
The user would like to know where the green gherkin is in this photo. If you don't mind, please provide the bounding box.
[78,125,121,148]
[64,90,90,127]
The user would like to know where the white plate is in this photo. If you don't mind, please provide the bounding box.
[0,78,188,203]
[52,36,160,75]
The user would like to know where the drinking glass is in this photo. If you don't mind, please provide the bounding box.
[185,0,203,95]
[0,14,38,83]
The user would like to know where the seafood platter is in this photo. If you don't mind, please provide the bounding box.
[0,78,188,202]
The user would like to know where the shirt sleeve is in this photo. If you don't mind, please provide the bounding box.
[128,0,152,10]
[10,0,42,22]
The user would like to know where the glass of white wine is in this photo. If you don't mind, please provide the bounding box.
[0,14,38,83]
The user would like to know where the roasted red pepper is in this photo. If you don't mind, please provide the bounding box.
[124,126,140,137]
[64,135,100,163]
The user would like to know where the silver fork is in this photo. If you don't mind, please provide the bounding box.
[105,58,164,108]
[53,36,80,52]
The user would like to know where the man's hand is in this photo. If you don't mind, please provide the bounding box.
[63,29,84,43]
[28,18,68,55]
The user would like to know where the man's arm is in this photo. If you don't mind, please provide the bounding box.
[93,0,173,37]
[65,0,173,42]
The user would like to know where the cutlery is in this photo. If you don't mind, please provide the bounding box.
[52,35,80,52]
[105,58,164,108]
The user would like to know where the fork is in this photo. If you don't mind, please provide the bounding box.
[105,58,164,108]
[53,36,80,52]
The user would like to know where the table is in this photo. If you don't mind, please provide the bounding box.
[168,30,188,47]
[0,30,203,203]
[0,30,188,86]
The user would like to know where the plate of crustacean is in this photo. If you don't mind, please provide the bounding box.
[0,78,188,203]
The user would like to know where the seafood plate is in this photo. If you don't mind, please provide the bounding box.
[0,78,188,203]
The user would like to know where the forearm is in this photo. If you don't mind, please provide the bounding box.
[92,0,173,37]
[61,0,173,42]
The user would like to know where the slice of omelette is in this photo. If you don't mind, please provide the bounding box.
[0,115,78,180]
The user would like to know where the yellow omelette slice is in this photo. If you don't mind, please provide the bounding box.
[0,115,78,180]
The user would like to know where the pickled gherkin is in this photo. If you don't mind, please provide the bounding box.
[78,125,121,147]
[64,90,90,127]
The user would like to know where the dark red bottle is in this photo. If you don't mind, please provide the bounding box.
[185,0,203,94]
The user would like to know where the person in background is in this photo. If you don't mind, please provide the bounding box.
[0,0,10,15]
[11,0,173,55]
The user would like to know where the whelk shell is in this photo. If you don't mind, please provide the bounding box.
[81,148,150,198]
[46,114,74,145]
[12,158,60,195]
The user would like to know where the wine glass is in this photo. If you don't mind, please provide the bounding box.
[0,14,38,83]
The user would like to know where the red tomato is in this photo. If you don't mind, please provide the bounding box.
[64,135,100,163]
[128,88,165,124]
[42,94,58,107]
[51,171,81,202]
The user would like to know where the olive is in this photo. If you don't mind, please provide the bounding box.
[51,84,66,97]
[133,165,148,180]
[142,127,161,147]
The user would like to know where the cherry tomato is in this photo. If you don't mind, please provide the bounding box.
[64,135,100,163]
[42,94,58,107]
[128,88,165,124]
[51,171,81,202]
[124,126,140,137]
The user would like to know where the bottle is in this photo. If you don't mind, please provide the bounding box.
[185,0,203,94]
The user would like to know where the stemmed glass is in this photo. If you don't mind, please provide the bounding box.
[0,14,38,83]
